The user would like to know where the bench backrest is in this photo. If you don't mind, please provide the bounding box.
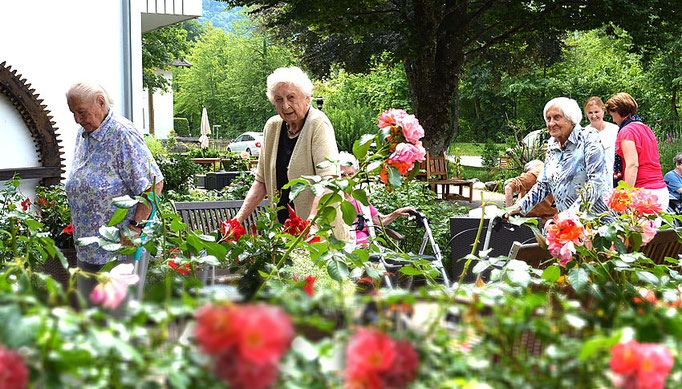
[172,199,270,234]
[509,228,682,268]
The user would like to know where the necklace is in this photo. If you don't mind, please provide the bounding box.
[284,122,301,137]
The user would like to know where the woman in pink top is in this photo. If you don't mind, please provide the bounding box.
[605,92,668,211]
[339,152,415,245]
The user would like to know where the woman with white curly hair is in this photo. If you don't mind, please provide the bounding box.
[509,97,611,217]
[235,66,347,239]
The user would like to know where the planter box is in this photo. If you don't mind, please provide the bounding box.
[205,171,240,190]
[194,174,206,188]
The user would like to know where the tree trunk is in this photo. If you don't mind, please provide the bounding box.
[147,88,155,135]
[404,57,462,155]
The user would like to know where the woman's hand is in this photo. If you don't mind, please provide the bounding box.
[393,206,416,217]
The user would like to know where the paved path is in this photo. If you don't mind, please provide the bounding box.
[460,155,482,167]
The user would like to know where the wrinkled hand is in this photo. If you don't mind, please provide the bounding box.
[394,207,416,217]
[503,205,521,220]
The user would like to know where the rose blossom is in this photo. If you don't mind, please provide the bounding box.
[605,188,631,213]
[610,341,674,389]
[89,263,139,310]
[0,345,29,389]
[237,304,294,364]
[397,114,425,143]
[221,218,246,241]
[377,108,407,130]
[214,352,279,389]
[545,211,586,265]
[389,142,426,165]
[194,304,245,355]
[303,275,316,297]
[637,219,658,246]
[20,198,31,211]
[631,190,662,216]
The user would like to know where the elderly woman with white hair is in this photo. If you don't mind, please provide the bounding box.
[65,82,163,304]
[235,67,347,239]
[510,97,611,217]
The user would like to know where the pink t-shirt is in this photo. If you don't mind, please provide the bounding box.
[615,122,666,189]
[349,198,378,244]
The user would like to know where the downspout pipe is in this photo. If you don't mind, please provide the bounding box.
[121,0,133,120]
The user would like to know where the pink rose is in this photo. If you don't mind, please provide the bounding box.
[397,114,425,143]
[90,263,139,310]
[377,108,407,129]
[390,142,426,165]
[638,219,658,246]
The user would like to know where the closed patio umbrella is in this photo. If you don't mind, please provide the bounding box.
[199,107,210,149]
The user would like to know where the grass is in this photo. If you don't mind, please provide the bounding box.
[449,142,506,156]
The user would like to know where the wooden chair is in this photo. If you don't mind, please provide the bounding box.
[425,151,473,202]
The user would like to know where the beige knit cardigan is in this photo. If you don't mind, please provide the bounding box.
[255,107,349,240]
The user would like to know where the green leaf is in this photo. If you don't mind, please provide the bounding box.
[289,182,307,200]
[636,271,659,285]
[579,334,621,361]
[341,200,358,226]
[366,160,382,174]
[541,265,561,282]
[25,219,43,232]
[399,266,423,276]
[98,226,120,242]
[170,219,187,232]
[568,267,589,292]
[112,195,139,209]
[311,184,325,197]
[352,189,369,206]
[629,232,642,252]
[327,259,349,282]
[387,165,402,188]
[316,160,332,169]
[108,208,128,226]
[353,134,374,159]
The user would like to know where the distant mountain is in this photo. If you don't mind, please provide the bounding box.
[197,0,244,32]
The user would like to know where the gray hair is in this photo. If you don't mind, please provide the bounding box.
[543,97,582,125]
[66,82,114,110]
[674,152,682,166]
[265,66,314,104]
[338,151,359,171]
[524,159,544,173]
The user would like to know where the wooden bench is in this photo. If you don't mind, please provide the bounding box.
[190,157,222,172]
[171,199,271,285]
[508,228,682,268]
[172,199,270,234]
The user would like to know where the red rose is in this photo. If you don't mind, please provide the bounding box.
[303,275,316,297]
[380,340,420,388]
[345,328,397,380]
[283,205,310,237]
[62,223,73,234]
[237,304,294,364]
[214,352,279,389]
[168,261,189,276]
[194,304,245,355]
[221,219,246,242]
[20,198,31,211]
[610,340,641,375]
[0,345,29,389]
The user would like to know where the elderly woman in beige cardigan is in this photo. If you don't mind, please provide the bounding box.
[235,66,348,240]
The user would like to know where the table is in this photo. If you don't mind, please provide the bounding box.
[191,158,222,172]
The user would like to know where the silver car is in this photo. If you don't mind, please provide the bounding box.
[227,132,263,157]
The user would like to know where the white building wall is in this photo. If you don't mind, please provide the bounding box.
[0,0,127,196]
[141,69,175,139]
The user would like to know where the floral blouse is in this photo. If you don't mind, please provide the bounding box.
[519,125,610,217]
[65,110,163,265]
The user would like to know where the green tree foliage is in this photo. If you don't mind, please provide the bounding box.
[173,19,294,136]
[318,61,410,151]
[222,0,682,154]
[142,25,189,92]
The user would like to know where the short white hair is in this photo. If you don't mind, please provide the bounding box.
[338,151,359,171]
[66,82,114,110]
[266,66,314,104]
[543,97,582,125]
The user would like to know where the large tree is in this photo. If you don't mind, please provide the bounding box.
[224,0,681,153]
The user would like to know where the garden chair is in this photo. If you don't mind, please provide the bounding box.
[425,151,473,202]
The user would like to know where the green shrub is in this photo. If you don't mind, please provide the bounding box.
[173,117,190,135]
[653,123,682,174]
[326,104,375,152]
[156,154,201,194]
[481,139,500,169]
[145,135,166,157]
